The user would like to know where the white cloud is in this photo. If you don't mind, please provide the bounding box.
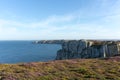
[1,0,120,40]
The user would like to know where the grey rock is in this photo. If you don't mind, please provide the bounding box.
[56,39,120,60]
[68,40,79,53]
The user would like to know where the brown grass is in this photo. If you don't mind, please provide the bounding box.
[0,56,120,80]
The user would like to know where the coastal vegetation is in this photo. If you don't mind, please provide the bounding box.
[0,56,120,80]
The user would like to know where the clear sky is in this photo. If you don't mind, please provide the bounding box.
[0,0,120,40]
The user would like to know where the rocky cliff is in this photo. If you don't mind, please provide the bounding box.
[33,40,67,44]
[56,40,120,60]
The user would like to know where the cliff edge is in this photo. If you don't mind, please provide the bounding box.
[56,39,120,60]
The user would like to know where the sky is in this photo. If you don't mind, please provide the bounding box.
[0,0,120,40]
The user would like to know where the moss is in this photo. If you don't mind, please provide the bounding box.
[70,67,88,74]
[37,75,53,80]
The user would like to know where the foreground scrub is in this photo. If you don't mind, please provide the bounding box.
[0,56,120,80]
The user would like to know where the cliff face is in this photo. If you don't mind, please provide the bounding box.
[56,40,120,60]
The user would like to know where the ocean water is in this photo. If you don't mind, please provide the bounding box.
[0,41,61,64]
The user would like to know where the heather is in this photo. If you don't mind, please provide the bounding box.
[0,56,120,80]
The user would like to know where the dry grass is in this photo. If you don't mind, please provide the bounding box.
[0,56,120,80]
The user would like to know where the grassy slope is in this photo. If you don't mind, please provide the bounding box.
[0,56,120,80]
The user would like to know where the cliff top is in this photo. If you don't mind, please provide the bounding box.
[34,39,120,45]
[0,56,120,80]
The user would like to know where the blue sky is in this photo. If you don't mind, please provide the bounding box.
[0,0,120,40]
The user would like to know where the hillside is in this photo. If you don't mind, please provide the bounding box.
[0,56,120,80]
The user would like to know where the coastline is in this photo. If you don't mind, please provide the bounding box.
[0,40,120,79]
[34,39,120,60]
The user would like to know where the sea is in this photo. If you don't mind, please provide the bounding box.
[0,41,61,64]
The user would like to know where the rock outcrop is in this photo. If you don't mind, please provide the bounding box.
[56,40,120,60]
[33,40,67,44]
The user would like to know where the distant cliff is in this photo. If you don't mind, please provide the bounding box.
[33,40,81,44]
[56,40,120,60]
[33,40,66,44]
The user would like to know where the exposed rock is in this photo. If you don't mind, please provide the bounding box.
[33,40,69,44]
[56,39,120,60]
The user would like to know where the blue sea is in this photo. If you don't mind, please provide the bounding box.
[0,41,61,64]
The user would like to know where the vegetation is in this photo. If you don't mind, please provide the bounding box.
[0,56,120,80]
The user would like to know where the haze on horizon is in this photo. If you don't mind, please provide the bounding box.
[0,0,120,40]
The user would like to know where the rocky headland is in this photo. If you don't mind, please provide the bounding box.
[56,39,120,60]
[0,40,120,80]
[34,39,120,60]
[33,40,66,44]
